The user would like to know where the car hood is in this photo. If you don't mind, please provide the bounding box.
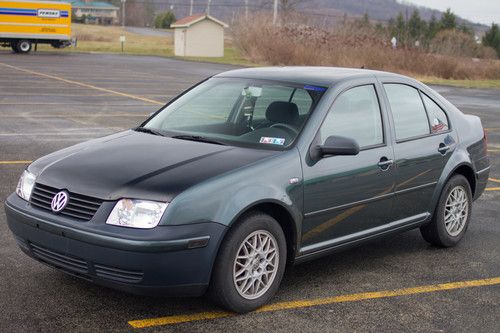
[30,130,277,201]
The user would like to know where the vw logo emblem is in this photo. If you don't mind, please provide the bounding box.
[51,191,69,213]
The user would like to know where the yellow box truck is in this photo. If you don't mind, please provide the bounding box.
[0,0,72,53]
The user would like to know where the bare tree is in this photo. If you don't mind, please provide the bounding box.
[264,0,308,14]
[279,0,306,13]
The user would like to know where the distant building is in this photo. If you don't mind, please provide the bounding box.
[171,14,228,57]
[69,0,119,25]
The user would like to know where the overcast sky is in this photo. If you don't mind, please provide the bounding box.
[403,0,499,25]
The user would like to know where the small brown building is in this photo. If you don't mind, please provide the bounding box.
[171,14,228,57]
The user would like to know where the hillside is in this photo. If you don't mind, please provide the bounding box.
[147,0,483,29]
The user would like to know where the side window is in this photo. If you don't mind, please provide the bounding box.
[320,85,383,148]
[384,84,430,141]
[421,93,449,133]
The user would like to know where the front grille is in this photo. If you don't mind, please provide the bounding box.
[28,243,144,284]
[95,264,144,283]
[30,243,89,274]
[30,183,103,221]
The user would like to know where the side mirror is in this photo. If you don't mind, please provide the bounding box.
[318,135,360,157]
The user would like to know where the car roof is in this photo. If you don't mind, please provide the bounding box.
[214,66,410,87]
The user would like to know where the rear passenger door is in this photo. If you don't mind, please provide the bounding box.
[382,82,455,221]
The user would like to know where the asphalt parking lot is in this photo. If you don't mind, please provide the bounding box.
[0,51,499,332]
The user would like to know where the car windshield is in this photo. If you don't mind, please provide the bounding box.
[143,78,327,150]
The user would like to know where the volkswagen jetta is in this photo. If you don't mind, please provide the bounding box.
[5,67,490,313]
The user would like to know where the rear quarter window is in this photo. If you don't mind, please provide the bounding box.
[421,93,449,133]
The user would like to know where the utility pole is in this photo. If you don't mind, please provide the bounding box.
[273,0,278,25]
[190,0,193,16]
[206,0,211,15]
[121,0,126,27]
[245,0,248,19]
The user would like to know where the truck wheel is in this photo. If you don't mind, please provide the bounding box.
[16,40,32,53]
[209,212,287,313]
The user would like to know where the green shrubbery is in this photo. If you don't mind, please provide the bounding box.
[154,11,176,29]
[483,24,500,58]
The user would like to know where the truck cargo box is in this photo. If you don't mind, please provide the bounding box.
[0,0,72,53]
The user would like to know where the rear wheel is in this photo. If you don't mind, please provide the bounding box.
[420,174,472,247]
[10,42,18,53]
[209,212,286,313]
[16,40,32,54]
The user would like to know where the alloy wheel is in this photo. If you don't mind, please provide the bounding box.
[444,185,469,237]
[233,230,279,300]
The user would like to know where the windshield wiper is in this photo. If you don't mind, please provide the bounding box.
[171,135,226,146]
[134,126,166,137]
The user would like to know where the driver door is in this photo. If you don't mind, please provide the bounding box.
[301,84,396,250]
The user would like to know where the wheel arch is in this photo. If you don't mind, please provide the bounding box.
[431,160,476,217]
[450,164,476,197]
[228,200,300,265]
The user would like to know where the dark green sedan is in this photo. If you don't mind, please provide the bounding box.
[5,67,490,313]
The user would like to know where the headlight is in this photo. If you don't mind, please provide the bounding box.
[106,199,168,229]
[16,170,36,201]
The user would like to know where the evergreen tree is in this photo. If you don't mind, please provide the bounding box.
[427,14,439,39]
[440,8,456,30]
[356,12,371,28]
[482,23,500,57]
[408,9,424,40]
[394,12,407,45]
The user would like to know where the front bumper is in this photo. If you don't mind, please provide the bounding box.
[4,193,227,296]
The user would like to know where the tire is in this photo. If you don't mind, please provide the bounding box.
[11,42,19,53]
[16,40,32,54]
[209,212,287,313]
[420,174,472,247]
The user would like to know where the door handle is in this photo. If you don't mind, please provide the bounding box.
[438,143,450,155]
[377,157,394,171]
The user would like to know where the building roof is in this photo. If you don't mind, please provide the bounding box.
[171,14,228,28]
[68,1,119,10]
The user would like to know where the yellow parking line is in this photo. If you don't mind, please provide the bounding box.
[0,62,164,106]
[128,277,500,329]
[0,160,32,164]
[489,178,500,183]
[485,187,500,191]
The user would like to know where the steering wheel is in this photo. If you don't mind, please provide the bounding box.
[270,123,299,135]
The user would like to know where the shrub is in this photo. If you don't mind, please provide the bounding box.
[483,23,500,58]
[230,13,500,80]
[154,11,176,29]
[429,30,479,58]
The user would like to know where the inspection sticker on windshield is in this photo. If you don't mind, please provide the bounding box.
[260,137,285,145]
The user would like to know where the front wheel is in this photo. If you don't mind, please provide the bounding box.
[209,212,287,313]
[420,174,472,247]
